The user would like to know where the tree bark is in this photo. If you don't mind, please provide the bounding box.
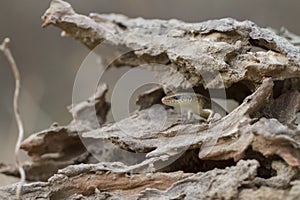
[1,0,300,199]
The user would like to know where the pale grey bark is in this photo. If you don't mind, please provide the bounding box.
[1,0,300,199]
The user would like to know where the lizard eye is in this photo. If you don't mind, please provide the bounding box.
[173,96,179,100]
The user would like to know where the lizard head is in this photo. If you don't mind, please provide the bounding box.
[161,93,199,107]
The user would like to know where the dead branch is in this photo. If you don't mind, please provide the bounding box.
[0,38,25,200]
[1,0,300,199]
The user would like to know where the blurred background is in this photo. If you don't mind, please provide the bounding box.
[0,0,300,185]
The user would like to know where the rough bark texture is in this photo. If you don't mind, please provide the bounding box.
[1,0,300,199]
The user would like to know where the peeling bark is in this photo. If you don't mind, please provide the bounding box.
[42,0,300,92]
[1,0,300,199]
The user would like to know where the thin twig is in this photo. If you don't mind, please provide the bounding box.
[0,38,25,200]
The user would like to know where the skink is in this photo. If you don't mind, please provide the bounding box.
[161,93,227,121]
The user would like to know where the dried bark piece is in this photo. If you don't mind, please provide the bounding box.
[21,125,84,161]
[1,160,298,199]
[69,83,110,129]
[42,0,119,49]
[84,79,271,158]
[84,79,300,170]
[21,84,109,159]
[251,118,300,167]
[0,84,110,181]
[0,125,90,181]
[0,159,258,200]
[42,0,300,91]
[84,108,181,152]
[0,163,191,200]
[138,160,259,200]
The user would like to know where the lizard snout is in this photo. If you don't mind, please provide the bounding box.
[161,96,173,106]
[161,96,168,104]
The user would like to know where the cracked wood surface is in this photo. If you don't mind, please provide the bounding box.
[1,0,300,199]
[42,0,300,92]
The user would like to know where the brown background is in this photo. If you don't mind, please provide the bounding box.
[0,0,299,185]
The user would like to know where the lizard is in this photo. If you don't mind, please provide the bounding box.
[161,92,227,122]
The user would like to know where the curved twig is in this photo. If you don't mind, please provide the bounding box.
[0,38,25,200]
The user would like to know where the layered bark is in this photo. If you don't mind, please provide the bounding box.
[1,0,300,199]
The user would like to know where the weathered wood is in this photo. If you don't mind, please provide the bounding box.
[42,0,300,92]
[1,0,300,199]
